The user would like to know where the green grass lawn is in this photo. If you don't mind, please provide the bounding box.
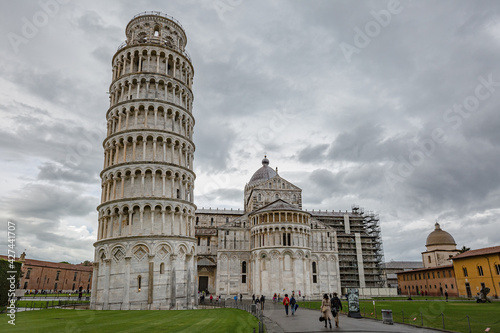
[0,308,260,333]
[300,300,500,333]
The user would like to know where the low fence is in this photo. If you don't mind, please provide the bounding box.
[22,294,91,300]
[369,308,500,333]
[301,300,500,332]
[15,300,90,311]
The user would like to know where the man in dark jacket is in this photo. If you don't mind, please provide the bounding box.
[331,292,343,327]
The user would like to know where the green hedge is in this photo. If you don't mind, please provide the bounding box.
[0,258,22,310]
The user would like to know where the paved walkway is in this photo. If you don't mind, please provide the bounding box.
[260,302,444,333]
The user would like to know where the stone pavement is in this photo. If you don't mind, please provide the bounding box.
[260,301,443,333]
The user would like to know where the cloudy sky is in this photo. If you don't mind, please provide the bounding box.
[1,0,499,264]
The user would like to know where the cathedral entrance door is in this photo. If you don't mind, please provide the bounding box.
[199,276,208,292]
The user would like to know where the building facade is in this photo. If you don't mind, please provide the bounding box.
[397,223,460,296]
[91,12,197,310]
[196,157,385,298]
[381,261,423,288]
[1,253,92,292]
[452,246,500,298]
[398,264,458,297]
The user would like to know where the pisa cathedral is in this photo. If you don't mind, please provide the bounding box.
[91,12,383,310]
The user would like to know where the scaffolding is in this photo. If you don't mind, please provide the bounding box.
[311,205,385,288]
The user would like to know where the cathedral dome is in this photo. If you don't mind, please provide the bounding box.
[248,157,277,186]
[426,222,456,247]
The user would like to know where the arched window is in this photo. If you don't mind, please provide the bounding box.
[242,261,247,274]
[210,217,214,226]
[196,216,199,225]
[258,194,261,201]
[154,26,160,37]
[275,194,279,200]
[312,262,318,283]
[160,263,165,274]
[138,275,142,291]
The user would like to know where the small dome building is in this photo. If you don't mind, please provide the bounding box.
[422,222,459,268]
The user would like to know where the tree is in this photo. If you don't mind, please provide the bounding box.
[81,260,92,266]
[0,258,22,311]
[458,246,470,254]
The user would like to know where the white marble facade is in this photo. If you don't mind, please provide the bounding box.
[91,12,196,310]
[200,158,341,298]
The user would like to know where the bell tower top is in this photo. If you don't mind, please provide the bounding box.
[125,11,187,52]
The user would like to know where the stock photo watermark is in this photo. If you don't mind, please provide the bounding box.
[201,107,295,194]
[385,73,500,190]
[6,221,17,325]
[340,0,403,63]
[7,0,69,54]
[213,0,245,21]
[66,127,105,167]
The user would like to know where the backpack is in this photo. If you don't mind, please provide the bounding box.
[284,298,289,305]
[290,297,296,305]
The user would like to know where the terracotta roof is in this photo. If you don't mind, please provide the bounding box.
[452,245,500,260]
[0,255,92,271]
[396,264,453,275]
[382,261,424,269]
[252,199,304,214]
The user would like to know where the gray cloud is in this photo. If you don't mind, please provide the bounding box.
[1,183,96,220]
[1,0,499,264]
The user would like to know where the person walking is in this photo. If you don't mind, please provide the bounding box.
[234,295,238,306]
[290,295,296,316]
[252,294,255,303]
[321,294,333,329]
[240,293,243,303]
[210,294,213,304]
[283,293,290,316]
[445,290,449,302]
[260,295,265,310]
[331,292,343,327]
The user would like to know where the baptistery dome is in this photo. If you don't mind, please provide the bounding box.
[426,222,456,247]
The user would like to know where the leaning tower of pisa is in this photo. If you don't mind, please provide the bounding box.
[91,12,197,310]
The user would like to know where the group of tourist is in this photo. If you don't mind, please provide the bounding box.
[272,291,305,303]
[198,290,221,305]
[251,294,265,309]
[319,292,343,329]
[25,289,89,295]
[281,291,343,329]
[281,293,299,316]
